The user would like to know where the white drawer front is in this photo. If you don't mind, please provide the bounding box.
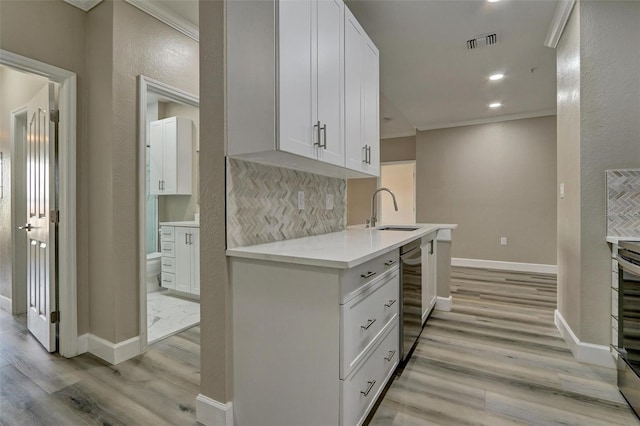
[341,270,399,379]
[341,251,399,302]
[341,320,399,426]
[161,242,175,258]
[161,272,175,289]
[161,257,175,273]
[160,226,175,242]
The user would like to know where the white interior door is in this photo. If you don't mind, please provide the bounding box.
[380,162,416,225]
[23,83,58,352]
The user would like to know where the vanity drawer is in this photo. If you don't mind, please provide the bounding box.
[341,319,399,426]
[341,250,400,302]
[160,226,175,242]
[161,272,175,289]
[161,257,175,273]
[341,270,399,379]
[161,242,175,258]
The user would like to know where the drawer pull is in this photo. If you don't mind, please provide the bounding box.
[162,263,172,266]
[361,271,377,279]
[360,380,376,397]
[384,260,397,267]
[162,279,171,283]
[384,299,397,308]
[384,350,397,361]
[361,318,376,330]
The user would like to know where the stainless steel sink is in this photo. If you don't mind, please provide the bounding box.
[376,226,421,231]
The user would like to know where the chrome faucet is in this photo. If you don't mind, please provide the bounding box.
[367,187,398,228]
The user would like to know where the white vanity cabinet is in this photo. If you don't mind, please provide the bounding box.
[422,237,437,324]
[227,0,378,179]
[149,116,193,195]
[160,223,199,296]
[231,250,400,426]
[344,6,380,177]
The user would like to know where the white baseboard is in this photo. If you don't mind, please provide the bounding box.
[452,258,557,275]
[435,296,452,312]
[196,394,233,426]
[88,334,141,365]
[78,333,89,354]
[554,309,616,369]
[0,295,11,313]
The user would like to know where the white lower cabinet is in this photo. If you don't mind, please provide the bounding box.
[421,237,437,324]
[232,250,400,426]
[160,225,199,296]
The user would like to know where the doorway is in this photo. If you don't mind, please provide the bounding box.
[0,51,78,356]
[378,161,416,225]
[138,76,200,351]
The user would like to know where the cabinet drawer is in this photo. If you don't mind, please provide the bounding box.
[161,272,175,289]
[341,250,399,302]
[341,270,399,379]
[160,226,175,242]
[341,319,399,426]
[161,242,175,258]
[161,257,175,273]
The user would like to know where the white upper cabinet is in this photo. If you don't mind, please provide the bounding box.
[227,0,377,179]
[149,116,193,195]
[344,6,380,177]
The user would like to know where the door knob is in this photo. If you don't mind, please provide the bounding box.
[18,223,33,231]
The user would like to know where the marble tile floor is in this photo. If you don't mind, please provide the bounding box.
[147,290,200,344]
[369,267,640,426]
[0,309,200,425]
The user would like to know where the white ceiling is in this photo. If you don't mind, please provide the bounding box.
[345,0,559,136]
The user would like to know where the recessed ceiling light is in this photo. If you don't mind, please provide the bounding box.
[489,73,504,81]
[489,102,502,108]
[487,0,500,3]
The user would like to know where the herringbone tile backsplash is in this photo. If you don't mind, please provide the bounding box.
[607,169,640,237]
[226,158,346,248]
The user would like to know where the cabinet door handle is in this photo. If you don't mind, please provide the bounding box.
[313,120,322,147]
[361,271,376,279]
[384,350,397,361]
[384,260,397,267]
[367,146,372,164]
[429,241,434,255]
[361,318,376,330]
[185,233,189,245]
[320,124,327,149]
[362,145,368,163]
[158,180,162,190]
[188,233,193,245]
[360,380,376,397]
[384,299,397,308]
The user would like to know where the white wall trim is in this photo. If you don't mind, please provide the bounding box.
[77,333,89,354]
[554,310,616,369]
[137,75,199,355]
[544,0,577,48]
[435,296,452,312]
[124,0,199,42]
[196,394,234,426]
[0,295,11,313]
[62,0,102,12]
[88,334,141,365]
[1,49,78,358]
[451,258,557,275]
[417,109,556,132]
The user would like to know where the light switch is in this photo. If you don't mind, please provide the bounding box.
[501,237,507,246]
[560,183,565,199]
[326,194,334,210]
[298,191,305,210]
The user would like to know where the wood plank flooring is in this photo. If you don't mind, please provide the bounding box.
[370,267,640,426]
[0,310,200,426]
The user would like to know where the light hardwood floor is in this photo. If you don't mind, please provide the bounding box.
[369,267,640,426]
[0,310,200,426]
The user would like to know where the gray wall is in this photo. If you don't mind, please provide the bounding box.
[557,1,640,345]
[416,116,558,265]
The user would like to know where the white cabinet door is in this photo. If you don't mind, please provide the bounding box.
[191,228,200,295]
[149,120,164,195]
[162,117,178,193]
[422,240,437,324]
[278,0,316,160]
[175,227,192,294]
[316,0,344,167]
[344,6,380,176]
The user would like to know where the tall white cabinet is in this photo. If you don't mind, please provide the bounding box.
[149,116,193,195]
[344,6,380,177]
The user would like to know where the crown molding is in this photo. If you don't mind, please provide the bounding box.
[544,0,576,48]
[124,0,199,42]
[63,0,102,12]
[416,109,557,132]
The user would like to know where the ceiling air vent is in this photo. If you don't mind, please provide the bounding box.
[466,33,498,49]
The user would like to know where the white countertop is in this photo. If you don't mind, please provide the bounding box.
[226,223,457,269]
[160,221,200,227]
[607,236,640,244]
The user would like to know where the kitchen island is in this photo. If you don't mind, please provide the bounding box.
[227,223,456,426]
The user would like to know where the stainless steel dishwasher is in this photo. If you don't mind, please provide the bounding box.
[400,239,422,362]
